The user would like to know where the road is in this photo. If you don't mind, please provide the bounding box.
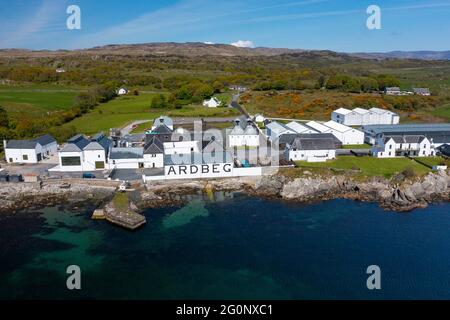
[120,120,152,136]
[230,94,250,118]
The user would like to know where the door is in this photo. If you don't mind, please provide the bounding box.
[36,153,42,161]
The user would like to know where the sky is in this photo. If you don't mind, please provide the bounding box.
[0,0,449,52]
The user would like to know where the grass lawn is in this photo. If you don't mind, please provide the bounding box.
[295,156,432,178]
[0,88,80,118]
[112,192,129,211]
[341,144,371,149]
[413,156,450,168]
[61,93,239,135]
[431,103,450,121]
[130,121,152,134]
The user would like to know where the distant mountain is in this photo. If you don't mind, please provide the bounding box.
[351,51,450,61]
[0,42,306,58]
[0,42,449,60]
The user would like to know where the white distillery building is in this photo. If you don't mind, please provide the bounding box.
[203,97,222,108]
[265,121,296,141]
[4,134,57,164]
[371,135,435,158]
[285,121,318,134]
[331,107,400,126]
[228,117,260,147]
[362,123,450,146]
[284,133,339,163]
[151,116,174,131]
[56,133,112,172]
[322,121,365,145]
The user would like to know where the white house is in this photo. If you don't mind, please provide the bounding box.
[4,134,57,164]
[117,88,129,95]
[322,121,365,145]
[203,97,222,108]
[385,87,401,95]
[253,114,266,123]
[57,133,112,172]
[413,88,431,96]
[284,134,338,163]
[228,117,260,147]
[371,135,435,158]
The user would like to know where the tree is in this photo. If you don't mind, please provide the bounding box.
[0,106,9,128]
[151,94,169,109]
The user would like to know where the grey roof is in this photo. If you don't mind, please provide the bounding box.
[289,134,340,150]
[121,134,145,143]
[413,88,430,94]
[61,133,111,153]
[150,124,173,134]
[65,134,90,150]
[364,124,450,144]
[153,116,173,128]
[33,134,56,146]
[144,136,164,154]
[5,134,56,149]
[384,135,427,144]
[84,141,105,151]
[281,133,340,147]
[164,152,232,165]
[385,87,400,91]
[5,140,38,149]
[438,144,450,156]
[110,148,143,160]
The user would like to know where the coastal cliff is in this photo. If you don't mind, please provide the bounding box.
[0,171,449,213]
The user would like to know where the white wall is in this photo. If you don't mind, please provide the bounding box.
[5,146,41,163]
[143,154,164,168]
[229,134,259,147]
[285,149,336,162]
[83,150,107,171]
[41,142,58,158]
[59,151,83,171]
[164,141,200,155]
[164,162,234,180]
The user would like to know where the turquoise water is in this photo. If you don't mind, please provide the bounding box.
[1,196,450,299]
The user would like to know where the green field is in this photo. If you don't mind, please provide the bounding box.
[295,156,435,178]
[62,93,239,135]
[431,103,450,121]
[341,144,371,149]
[0,87,80,117]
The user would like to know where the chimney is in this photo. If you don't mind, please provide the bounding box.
[3,139,7,151]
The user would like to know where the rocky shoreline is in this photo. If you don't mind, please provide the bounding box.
[1,170,449,214]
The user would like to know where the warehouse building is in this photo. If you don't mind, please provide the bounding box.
[284,133,341,163]
[362,123,450,146]
[322,121,365,145]
[4,134,57,164]
[331,107,400,126]
[228,116,260,147]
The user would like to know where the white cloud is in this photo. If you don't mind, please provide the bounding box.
[204,41,215,45]
[231,40,255,48]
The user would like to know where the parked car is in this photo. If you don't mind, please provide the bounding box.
[82,173,96,179]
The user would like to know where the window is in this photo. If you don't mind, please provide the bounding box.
[98,155,101,158]
[95,161,105,169]
[389,145,392,149]
[61,156,81,166]
[112,160,116,164]
[22,155,28,161]
[389,152,391,156]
